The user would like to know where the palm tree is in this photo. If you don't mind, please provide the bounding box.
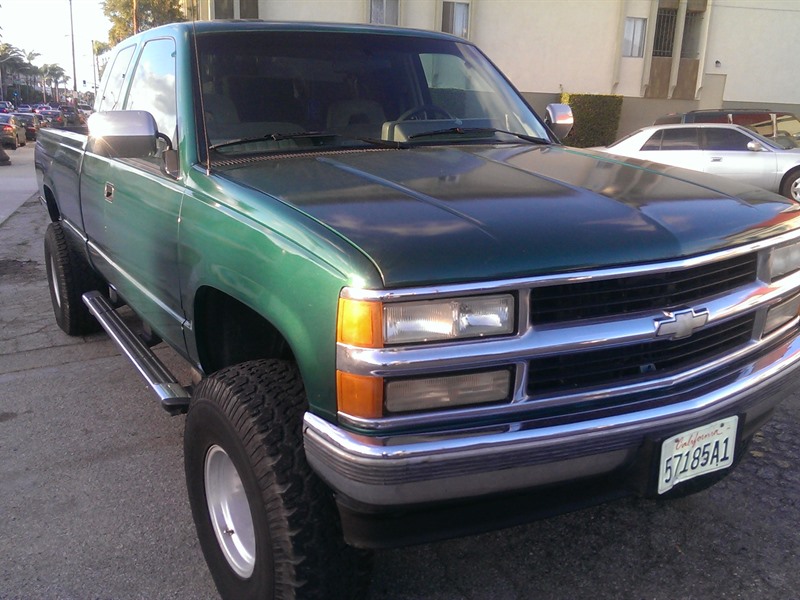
[18,50,41,103]
[0,43,24,102]
[40,64,67,103]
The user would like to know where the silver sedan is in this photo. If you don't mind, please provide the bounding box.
[600,123,800,200]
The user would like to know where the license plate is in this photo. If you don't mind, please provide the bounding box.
[657,416,738,494]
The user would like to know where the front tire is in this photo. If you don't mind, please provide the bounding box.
[184,359,369,600]
[781,168,800,201]
[44,221,104,335]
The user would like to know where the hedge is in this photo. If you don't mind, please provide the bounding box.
[560,93,623,148]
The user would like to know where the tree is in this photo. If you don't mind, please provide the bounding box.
[92,40,111,81]
[0,43,23,101]
[41,64,67,103]
[102,0,184,45]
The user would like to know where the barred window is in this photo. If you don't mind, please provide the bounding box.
[653,8,677,57]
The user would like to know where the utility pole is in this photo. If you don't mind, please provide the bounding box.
[69,0,78,101]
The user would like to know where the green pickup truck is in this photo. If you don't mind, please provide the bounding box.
[35,21,800,599]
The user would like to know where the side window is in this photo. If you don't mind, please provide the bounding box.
[641,131,663,150]
[96,44,136,112]
[126,38,178,151]
[659,128,699,150]
[703,128,752,151]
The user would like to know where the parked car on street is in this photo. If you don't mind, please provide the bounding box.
[0,113,27,148]
[600,123,800,200]
[13,112,43,140]
[654,109,800,149]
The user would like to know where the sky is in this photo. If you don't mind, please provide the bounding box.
[0,0,112,94]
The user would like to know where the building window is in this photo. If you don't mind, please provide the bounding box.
[214,0,234,19]
[681,11,703,58]
[240,0,259,18]
[442,1,469,38]
[212,0,257,19]
[622,17,646,58]
[371,0,398,25]
[653,7,677,57]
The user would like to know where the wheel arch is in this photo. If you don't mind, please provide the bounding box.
[193,286,296,375]
[780,166,800,200]
[41,184,61,222]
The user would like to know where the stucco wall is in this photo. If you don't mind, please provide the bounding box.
[704,0,799,104]
[257,0,367,22]
[471,0,620,96]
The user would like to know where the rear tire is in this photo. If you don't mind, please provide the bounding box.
[184,359,370,600]
[44,221,104,335]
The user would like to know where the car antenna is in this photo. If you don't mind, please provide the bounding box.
[190,4,211,176]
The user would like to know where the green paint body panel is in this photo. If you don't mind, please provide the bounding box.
[33,20,800,424]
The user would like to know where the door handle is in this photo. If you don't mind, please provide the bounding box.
[104,182,115,202]
[711,156,723,162]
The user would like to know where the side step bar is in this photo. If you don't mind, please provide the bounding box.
[83,291,191,415]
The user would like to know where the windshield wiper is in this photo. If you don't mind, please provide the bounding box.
[408,127,552,145]
[208,131,340,151]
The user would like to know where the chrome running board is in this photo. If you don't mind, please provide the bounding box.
[83,291,191,414]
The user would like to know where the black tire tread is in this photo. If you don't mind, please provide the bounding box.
[44,221,104,336]
[780,167,800,200]
[186,359,369,599]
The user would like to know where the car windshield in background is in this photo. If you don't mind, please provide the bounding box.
[747,115,800,149]
[196,30,548,158]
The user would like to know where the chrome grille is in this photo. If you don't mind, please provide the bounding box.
[528,313,755,396]
[530,253,758,325]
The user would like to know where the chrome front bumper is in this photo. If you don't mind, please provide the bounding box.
[304,331,800,508]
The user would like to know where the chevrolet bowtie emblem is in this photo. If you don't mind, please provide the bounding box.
[654,308,709,339]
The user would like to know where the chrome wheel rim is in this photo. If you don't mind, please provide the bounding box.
[204,444,256,578]
[791,178,800,201]
[49,254,61,308]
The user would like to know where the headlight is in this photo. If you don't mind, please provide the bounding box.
[384,294,514,345]
[385,369,511,413]
[764,294,800,335]
[336,292,516,419]
[769,241,800,281]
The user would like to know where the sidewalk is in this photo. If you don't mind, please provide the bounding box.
[0,145,37,225]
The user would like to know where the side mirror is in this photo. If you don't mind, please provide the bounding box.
[747,140,765,152]
[87,110,158,158]
[545,103,574,140]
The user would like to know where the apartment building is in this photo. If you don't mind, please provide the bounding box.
[182,0,800,137]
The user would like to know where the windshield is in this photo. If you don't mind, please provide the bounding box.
[195,30,549,158]
[746,115,800,149]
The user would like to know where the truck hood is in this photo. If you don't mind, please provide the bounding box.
[219,144,800,287]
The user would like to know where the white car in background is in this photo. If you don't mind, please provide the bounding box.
[600,123,800,200]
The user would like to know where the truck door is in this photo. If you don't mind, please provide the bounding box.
[80,37,187,352]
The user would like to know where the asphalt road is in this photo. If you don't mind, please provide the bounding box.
[2,144,800,599]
